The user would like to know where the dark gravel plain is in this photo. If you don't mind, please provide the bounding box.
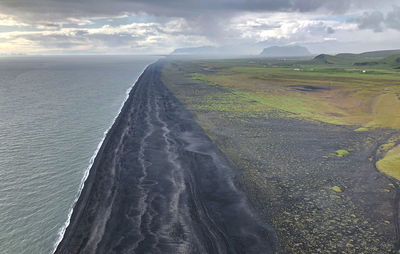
[162,59,400,253]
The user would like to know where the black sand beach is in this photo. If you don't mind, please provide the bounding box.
[55,61,277,254]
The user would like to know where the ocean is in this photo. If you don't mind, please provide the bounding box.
[0,55,157,254]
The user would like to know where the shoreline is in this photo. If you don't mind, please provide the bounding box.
[54,60,277,253]
[52,63,154,253]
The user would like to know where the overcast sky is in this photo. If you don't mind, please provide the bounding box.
[0,0,399,55]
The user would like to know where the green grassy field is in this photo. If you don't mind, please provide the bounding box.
[179,58,400,181]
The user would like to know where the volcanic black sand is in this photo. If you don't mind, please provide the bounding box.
[55,61,277,254]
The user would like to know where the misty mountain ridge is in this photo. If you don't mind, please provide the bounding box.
[170,46,219,55]
[260,46,312,58]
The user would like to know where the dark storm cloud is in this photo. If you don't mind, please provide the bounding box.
[0,0,387,23]
[326,27,335,34]
[357,11,384,32]
[1,0,399,54]
[357,5,400,32]
[386,5,400,30]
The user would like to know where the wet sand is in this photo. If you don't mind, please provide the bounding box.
[55,61,277,254]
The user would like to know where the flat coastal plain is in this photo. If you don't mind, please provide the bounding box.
[162,58,400,253]
[55,61,277,254]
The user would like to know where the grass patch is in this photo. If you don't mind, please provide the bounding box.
[189,71,349,125]
[184,60,400,129]
[376,145,400,180]
[332,186,343,192]
[354,127,369,132]
[336,150,350,157]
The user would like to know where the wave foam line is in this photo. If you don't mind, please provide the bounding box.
[51,64,151,253]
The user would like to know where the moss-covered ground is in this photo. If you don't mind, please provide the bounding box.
[180,59,400,182]
[161,58,400,253]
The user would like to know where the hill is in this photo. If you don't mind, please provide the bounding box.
[337,49,400,59]
[380,53,400,68]
[309,50,400,69]
[310,54,358,65]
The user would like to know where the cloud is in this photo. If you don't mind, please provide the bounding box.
[326,27,335,34]
[356,5,400,32]
[386,5,400,30]
[0,0,398,54]
[0,14,29,26]
[0,18,212,54]
[0,0,391,24]
[357,11,385,32]
[230,13,350,45]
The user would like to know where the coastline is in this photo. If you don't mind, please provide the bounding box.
[52,63,153,253]
[54,60,277,253]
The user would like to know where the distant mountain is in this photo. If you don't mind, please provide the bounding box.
[170,46,219,55]
[260,46,311,58]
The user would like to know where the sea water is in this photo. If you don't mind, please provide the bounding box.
[0,55,157,253]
